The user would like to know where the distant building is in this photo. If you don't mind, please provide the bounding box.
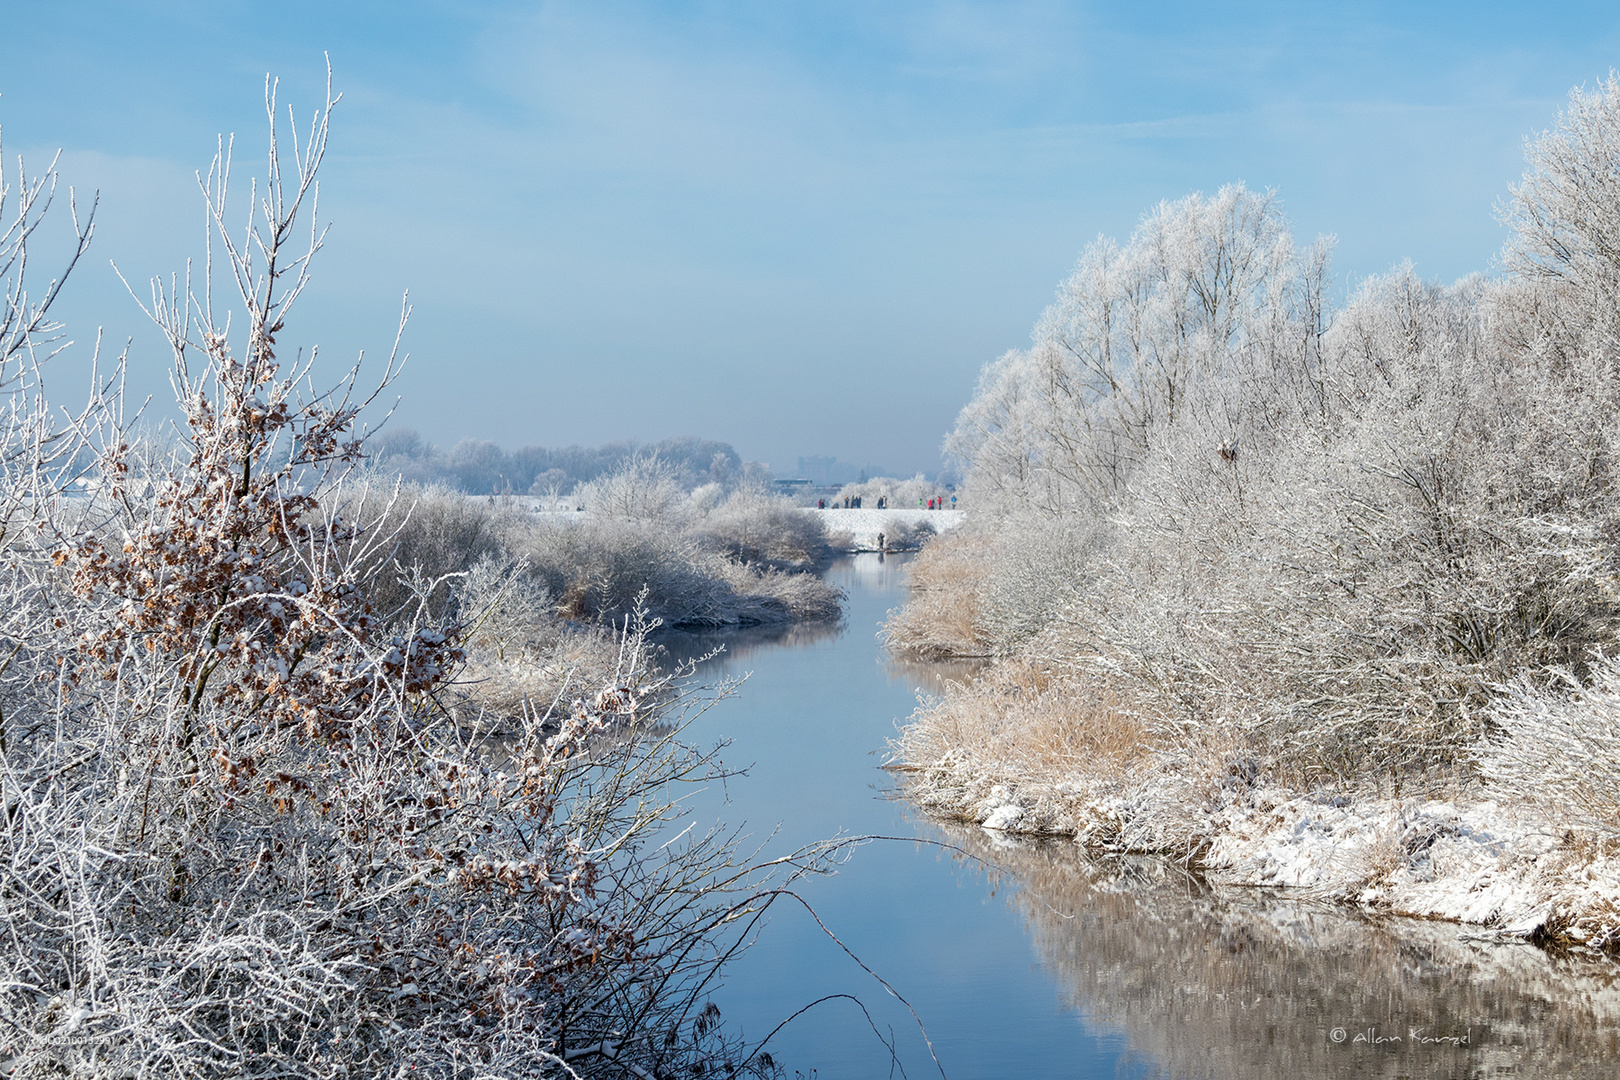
[796,455,886,486]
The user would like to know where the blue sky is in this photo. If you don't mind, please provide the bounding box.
[8,1,1620,476]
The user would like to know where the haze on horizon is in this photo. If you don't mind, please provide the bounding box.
[7,0,1620,477]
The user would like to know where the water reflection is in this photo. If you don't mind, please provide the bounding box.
[653,616,845,670]
[643,552,1620,1077]
[930,821,1620,1079]
[651,556,983,696]
[885,652,986,698]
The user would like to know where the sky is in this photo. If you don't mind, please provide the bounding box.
[7,1,1620,477]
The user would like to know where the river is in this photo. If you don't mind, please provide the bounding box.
[655,554,1620,1078]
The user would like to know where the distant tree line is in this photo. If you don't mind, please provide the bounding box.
[368,430,766,495]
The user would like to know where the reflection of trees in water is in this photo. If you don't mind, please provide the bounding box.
[884,654,986,698]
[932,822,1620,1080]
[653,610,982,698]
[652,618,846,672]
[837,551,914,592]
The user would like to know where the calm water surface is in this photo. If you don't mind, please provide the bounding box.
[656,554,1620,1079]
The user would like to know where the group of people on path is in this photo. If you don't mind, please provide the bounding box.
[814,494,957,510]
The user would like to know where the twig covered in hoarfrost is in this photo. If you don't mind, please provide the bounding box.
[0,72,834,1079]
[1485,656,1620,838]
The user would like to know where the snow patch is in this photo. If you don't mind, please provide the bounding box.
[983,804,1024,831]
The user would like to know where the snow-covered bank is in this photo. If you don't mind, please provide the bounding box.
[811,507,962,551]
[902,754,1620,950]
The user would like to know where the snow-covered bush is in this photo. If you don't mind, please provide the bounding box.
[575,452,688,522]
[1,82,800,1078]
[875,515,936,552]
[515,510,839,627]
[328,472,839,633]
[333,480,517,623]
[518,513,728,624]
[693,487,830,569]
[896,77,1620,802]
[1485,656,1620,840]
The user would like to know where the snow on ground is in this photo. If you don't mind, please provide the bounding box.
[1195,787,1620,942]
[911,756,1620,947]
[810,507,963,550]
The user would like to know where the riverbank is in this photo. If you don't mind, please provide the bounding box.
[667,556,1620,1076]
[878,82,1620,961]
[897,740,1620,952]
[885,528,1620,949]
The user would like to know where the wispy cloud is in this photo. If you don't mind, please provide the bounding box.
[7,1,1620,473]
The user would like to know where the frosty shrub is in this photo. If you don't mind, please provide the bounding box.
[873,517,936,554]
[519,512,729,625]
[514,511,839,628]
[575,453,687,521]
[503,469,839,628]
[0,81,813,1078]
[330,480,517,623]
[968,515,1095,656]
[692,486,831,569]
[1485,656,1620,840]
[325,464,839,636]
[896,78,1620,817]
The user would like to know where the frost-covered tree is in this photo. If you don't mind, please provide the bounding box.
[1500,71,1620,362]
[577,452,687,521]
[947,184,1330,516]
[447,436,511,492]
[910,86,1620,784]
